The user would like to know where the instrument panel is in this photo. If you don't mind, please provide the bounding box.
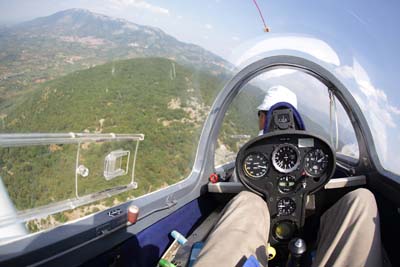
[235,131,335,244]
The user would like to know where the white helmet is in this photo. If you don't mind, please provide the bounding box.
[257,85,298,111]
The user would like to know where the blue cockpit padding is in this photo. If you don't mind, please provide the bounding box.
[263,102,306,134]
[121,196,211,267]
[82,195,215,267]
[126,200,202,266]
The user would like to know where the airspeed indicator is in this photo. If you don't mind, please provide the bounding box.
[243,152,269,179]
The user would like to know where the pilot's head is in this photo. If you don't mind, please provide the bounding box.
[257,85,297,135]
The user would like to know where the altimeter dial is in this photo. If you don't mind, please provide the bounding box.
[272,144,300,173]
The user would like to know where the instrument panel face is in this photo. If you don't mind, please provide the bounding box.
[237,133,335,194]
[235,131,336,244]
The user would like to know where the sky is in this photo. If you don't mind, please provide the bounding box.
[0,0,398,65]
[1,0,400,174]
[0,0,270,58]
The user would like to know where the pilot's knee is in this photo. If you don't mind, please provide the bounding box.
[235,190,263,202]
[236,190,259,199]
[346,188,378,213]
[233,191,268,210]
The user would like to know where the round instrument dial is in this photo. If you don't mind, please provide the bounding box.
[272,144,300,173]
[304,148,329,177]
[243,152,269,179]
[278,175,296,193]
[277,198,296,216]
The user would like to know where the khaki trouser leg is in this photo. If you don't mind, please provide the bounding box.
[194,191,270,267]
[194,188,382,267]
[313,188,382,267]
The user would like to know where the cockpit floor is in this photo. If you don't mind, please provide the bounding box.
[171,208,223,267]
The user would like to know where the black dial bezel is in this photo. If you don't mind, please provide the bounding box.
[277,175,296,193]
[304,148,329,177]
[277,197,296,216]
[242,152,269,179]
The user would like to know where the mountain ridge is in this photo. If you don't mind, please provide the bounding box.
[0,8,232,97]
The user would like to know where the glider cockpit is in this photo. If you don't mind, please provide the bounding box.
[236,130,336,244]
[1,3,400,265]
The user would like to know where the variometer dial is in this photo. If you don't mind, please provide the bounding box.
[272,144,300,173]
[243,152,269,179]
[304,148,329,177]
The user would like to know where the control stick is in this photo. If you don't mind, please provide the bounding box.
[286,238,307,267]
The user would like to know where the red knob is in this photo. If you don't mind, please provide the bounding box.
[128,205,139,224]
[209,173,219,183]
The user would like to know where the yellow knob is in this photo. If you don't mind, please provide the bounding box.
[267,244,276,261]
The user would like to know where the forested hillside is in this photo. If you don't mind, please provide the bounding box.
[0,8,230,99]
[1,58,227,216]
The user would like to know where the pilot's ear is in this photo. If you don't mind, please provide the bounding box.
[259,111,267,130]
